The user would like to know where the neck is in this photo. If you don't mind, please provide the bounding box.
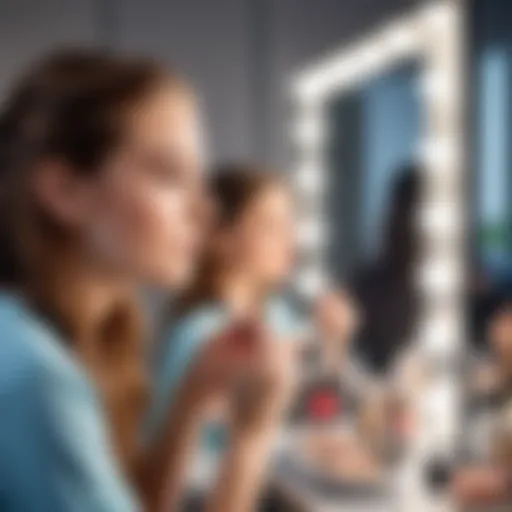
[74,270,131,329]
[218,270,266,317]
[36,255,135,342]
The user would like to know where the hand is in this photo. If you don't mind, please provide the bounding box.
[182,318,266,407]
[229,333,298,435]
[314,290,360,374]
[203,337,297,512]
[144,319,271,512]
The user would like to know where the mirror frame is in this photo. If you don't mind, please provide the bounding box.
[290,1,467,508]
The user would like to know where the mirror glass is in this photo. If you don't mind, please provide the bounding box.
[325,61,422,375]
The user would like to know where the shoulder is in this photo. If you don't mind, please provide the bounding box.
[157,304,227,381]
[0,295,40,388]
[172,305,228,334]
[146,305,228,438]
[157,304,228,373]
[162,304,228,353]
[267,295,308,339]
[0,294,139,512]
[0,293,92,403]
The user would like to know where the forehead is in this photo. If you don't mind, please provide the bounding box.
[124,86,201,151]
[244,183,293,219]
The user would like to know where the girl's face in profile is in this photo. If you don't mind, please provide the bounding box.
[76,86,206,288]
[229,184,297,287]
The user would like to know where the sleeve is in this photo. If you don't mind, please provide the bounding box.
[0,348,140,512]
[268,297,311,341]
[146,309,227,441]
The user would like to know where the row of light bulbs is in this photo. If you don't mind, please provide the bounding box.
[291,4,466,509]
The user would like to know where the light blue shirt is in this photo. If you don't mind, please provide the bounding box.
[146,298,304,445]
[0,292,139,512]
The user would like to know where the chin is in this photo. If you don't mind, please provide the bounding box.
[272,268,292,284]
[266,273,289,290]
[167,265,197,290]
[144,263,195,291]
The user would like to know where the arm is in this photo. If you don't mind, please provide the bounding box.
[0,353,140,512]
[140,311,227,511]
[138,374,206,512]
[205,337,297,512]
[314,291,361,375]
[142,316,296,512]
[205,420,280,512]
[142,312,275,511]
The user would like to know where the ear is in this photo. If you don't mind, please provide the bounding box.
[31,159,90,227]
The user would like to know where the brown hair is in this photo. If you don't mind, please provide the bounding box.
[175,163,285,315]
[0,49,189,476]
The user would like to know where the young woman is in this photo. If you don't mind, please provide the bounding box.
[0,51,286,512]
[147,164,357,510]
[0,49,204,512]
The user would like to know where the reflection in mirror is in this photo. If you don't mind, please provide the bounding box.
[326,61,421,375]
[281,2,466,511]
[282,62,425,511]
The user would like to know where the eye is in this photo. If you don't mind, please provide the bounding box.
[143,152,185,187]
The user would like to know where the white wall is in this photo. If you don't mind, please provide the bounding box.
[0,0,97,97]
[0,0,423,166]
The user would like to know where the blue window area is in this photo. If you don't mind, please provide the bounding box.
[473,0,512,291]
[360,65,421,259]
[325,62,421,281]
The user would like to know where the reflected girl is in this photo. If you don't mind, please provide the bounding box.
[148,165,302,510]
[148,164,359,510]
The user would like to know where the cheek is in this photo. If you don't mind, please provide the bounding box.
[88,182,195,280]
[125,188,197,270]
[127,192,176,244]
[110,188,170,246]
[272,238,296,275]
[250,232,295,278]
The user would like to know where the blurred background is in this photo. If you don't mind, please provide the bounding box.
[1,0,511,511]
[0,0,428,168]
[0,0,508,308]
